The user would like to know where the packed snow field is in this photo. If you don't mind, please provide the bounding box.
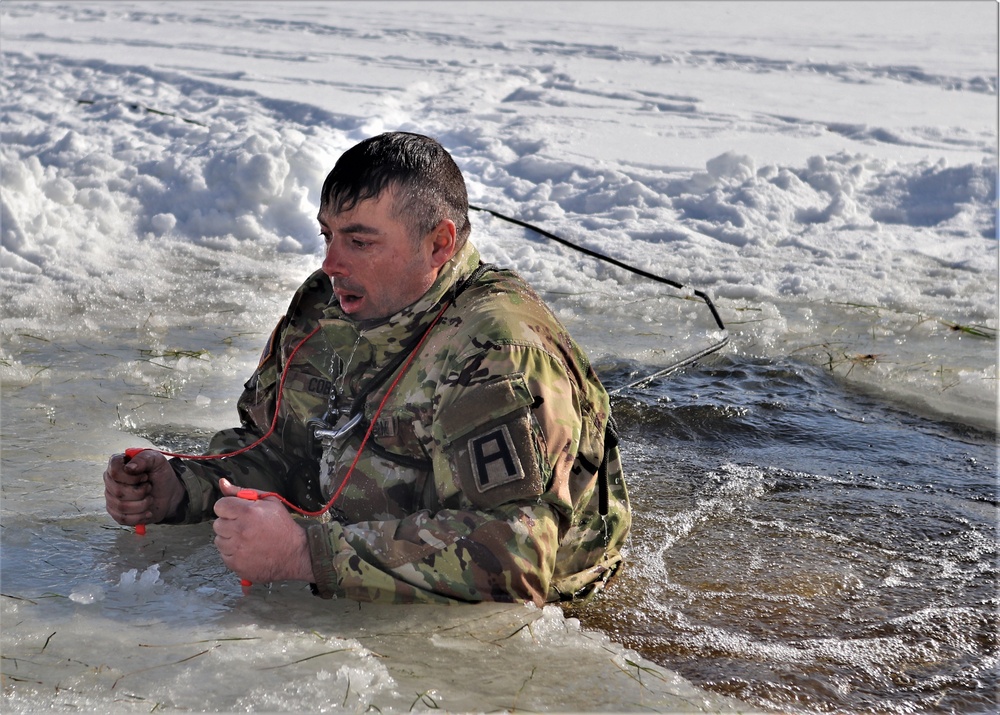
[1,3,996,714]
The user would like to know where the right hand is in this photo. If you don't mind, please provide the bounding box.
[104,450,186,526]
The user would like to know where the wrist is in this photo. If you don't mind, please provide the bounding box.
[291,523,316,583]
[305,522,339,598]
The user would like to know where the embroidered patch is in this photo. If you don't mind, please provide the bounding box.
[284,370,333,398]
[440,374,546,510]
[468,425,525,492]
[373,415,399,440]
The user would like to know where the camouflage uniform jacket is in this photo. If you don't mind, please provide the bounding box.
[170,241,630,604]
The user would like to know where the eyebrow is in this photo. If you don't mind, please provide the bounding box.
[316,216,382,236]
[337,222,381,235]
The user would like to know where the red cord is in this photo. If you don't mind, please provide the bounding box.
[125,300,451,518]
[127,323,323,465]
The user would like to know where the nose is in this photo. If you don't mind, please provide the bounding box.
[321,238,343,278]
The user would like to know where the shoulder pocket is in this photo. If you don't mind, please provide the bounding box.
[438,374,548,511]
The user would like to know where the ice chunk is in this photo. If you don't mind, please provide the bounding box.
[117,564,164,601]
[69,585,106,604]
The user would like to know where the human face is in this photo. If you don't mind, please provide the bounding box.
[317,191,442,322]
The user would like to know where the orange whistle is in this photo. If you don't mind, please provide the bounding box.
[123,448,147,536]
[234,489,257,588]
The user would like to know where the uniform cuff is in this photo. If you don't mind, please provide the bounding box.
[161,458,199,524]
[306,521,342,599]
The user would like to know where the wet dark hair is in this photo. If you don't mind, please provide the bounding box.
[320,132,471,246]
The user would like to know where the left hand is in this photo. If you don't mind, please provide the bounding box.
[212,479,315,584]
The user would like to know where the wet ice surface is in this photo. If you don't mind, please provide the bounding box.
[2,521,752,714]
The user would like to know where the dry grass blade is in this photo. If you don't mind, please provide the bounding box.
[258,648,353,670]
[111,647,216,689]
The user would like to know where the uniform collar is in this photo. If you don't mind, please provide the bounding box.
[320,240,481,375]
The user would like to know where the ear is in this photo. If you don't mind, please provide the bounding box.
[427,219,458,268]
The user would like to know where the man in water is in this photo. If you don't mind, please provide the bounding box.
[103,132,630,604]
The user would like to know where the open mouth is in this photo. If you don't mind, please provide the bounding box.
[334,286,365,313]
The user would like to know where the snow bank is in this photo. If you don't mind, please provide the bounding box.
[5,52,994,315]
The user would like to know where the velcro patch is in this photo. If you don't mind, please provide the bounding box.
[469,425,524,492]
[284,369,334,397]
[373,415,399,440]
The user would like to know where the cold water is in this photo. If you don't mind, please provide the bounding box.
[575,356,998,714]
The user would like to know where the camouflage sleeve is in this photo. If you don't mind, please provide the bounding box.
[167,426,307,524]
[306,502,561,604]
[166,309,329,523]
[306,344,589,604]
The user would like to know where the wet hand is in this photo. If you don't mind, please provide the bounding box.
[213,479,314,584]
[104,450,185,526]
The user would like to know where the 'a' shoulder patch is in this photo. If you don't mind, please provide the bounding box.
[446,411,546,511]
[440,374,547,510]
[469,425,524,492]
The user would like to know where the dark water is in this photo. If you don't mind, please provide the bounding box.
[571,356,998,715]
